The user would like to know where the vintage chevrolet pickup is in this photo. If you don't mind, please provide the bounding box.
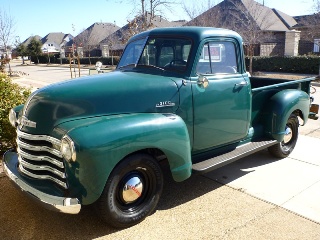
[3,27,319,228]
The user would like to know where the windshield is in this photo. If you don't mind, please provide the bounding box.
[117,37,192,73]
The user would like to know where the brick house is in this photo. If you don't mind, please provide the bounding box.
[293,14,320,55]
[73,22,120,57]
[99,12,186,57]
[41,32,73,56]
[184,0,300,57]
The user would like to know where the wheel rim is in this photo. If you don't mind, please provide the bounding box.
[122,176,144,204]
[115,168,156,212]
[283,126,293,144]
[281,120,297,152]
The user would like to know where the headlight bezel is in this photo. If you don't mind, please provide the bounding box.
[60,135,77,162]
[9,109,17,127]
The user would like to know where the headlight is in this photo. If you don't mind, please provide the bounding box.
[9,109,17,127]
[60,135,76,162]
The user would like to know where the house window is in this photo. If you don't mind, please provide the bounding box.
[314,39,320,53]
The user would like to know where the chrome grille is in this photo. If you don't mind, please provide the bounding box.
[16,129,67,189]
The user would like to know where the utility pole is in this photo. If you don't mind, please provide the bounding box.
[72,24,77,78]
[47,44,50,64]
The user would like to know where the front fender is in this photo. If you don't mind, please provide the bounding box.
[56,113,192,205]
[264,89,309,141]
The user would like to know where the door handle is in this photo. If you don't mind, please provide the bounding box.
[235,81,247,87]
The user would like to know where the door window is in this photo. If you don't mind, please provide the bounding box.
[196,41,238,75]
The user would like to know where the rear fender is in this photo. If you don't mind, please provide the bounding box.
[57,113,192,204]
[263,89,309,141]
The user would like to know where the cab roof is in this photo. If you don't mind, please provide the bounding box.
[128,27,243,45]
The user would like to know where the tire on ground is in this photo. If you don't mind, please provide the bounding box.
[95,153,163,228]
[268,114,299,158]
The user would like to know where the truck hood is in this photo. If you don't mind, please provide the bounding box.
[20,71,180,134]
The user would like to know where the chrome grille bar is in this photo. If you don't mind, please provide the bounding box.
[17,147,64,168]
[17,138,62,158]
[17,129,61,146]
[19,164,67,189]
[19,157,66,179]
[16,130,67,189]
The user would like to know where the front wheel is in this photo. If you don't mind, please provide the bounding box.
[96,153,163,228]
[268,114,299,158]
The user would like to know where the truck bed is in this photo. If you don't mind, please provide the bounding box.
[250,76,315,130]
[250,76,314,92]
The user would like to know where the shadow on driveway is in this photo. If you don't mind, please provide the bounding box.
[0,150,280,239]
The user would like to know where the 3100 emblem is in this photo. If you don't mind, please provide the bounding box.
[156,101,175,108]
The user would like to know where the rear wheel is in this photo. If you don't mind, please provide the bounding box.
[96,153,163,228]
[268,114,299,158]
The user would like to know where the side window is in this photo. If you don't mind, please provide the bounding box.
[196,41,238,75]
[182,44,191,60]
[139,45,156,65]
[159,46,174,67]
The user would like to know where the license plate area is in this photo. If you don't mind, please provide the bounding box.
[310,104,319,114]
[309,104,319,120]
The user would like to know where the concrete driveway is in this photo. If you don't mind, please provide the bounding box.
[9,61,91,91]
[1,62,320,239]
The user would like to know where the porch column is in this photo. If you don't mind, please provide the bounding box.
[284,30,300,56]
[77,47,84,58]
[60,48,65,58]
[101,45,109,57]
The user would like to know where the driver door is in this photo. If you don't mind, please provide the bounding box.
[192,40,251,152]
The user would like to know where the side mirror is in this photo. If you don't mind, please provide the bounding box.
[197,75,209,88]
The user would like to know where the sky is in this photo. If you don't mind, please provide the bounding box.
[1,0,317,44]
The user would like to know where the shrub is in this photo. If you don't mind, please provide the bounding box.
[31,55,120,66]
[58,56,121,66]
[0,73,31,153]
[30,54,60,64]
[245,56,320,74]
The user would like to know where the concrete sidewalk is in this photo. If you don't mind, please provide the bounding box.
[205,135,320,224]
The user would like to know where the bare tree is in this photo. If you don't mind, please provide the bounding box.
[230,0,277,73]
[148,0,175,19]
[314,0,320,12]
[309,0,320,39]
[182,0,217,23]
[113,0,175,29]
[0,8,15,73]
[291,0,320,57]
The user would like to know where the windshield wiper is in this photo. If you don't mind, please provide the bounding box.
[117,63,137,70]
[136,64,165,71]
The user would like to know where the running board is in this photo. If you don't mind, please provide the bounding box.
[192,140,277,173]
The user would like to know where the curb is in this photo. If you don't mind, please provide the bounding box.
[13,63,116,71]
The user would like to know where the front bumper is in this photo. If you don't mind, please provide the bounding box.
[2,149,81,214]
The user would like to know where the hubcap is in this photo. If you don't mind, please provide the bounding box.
[122,176,144,204]
[283,126,293,144]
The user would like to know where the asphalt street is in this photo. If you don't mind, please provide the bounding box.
[0,61,320,239]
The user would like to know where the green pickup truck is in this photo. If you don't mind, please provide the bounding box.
[3,27,319,228]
